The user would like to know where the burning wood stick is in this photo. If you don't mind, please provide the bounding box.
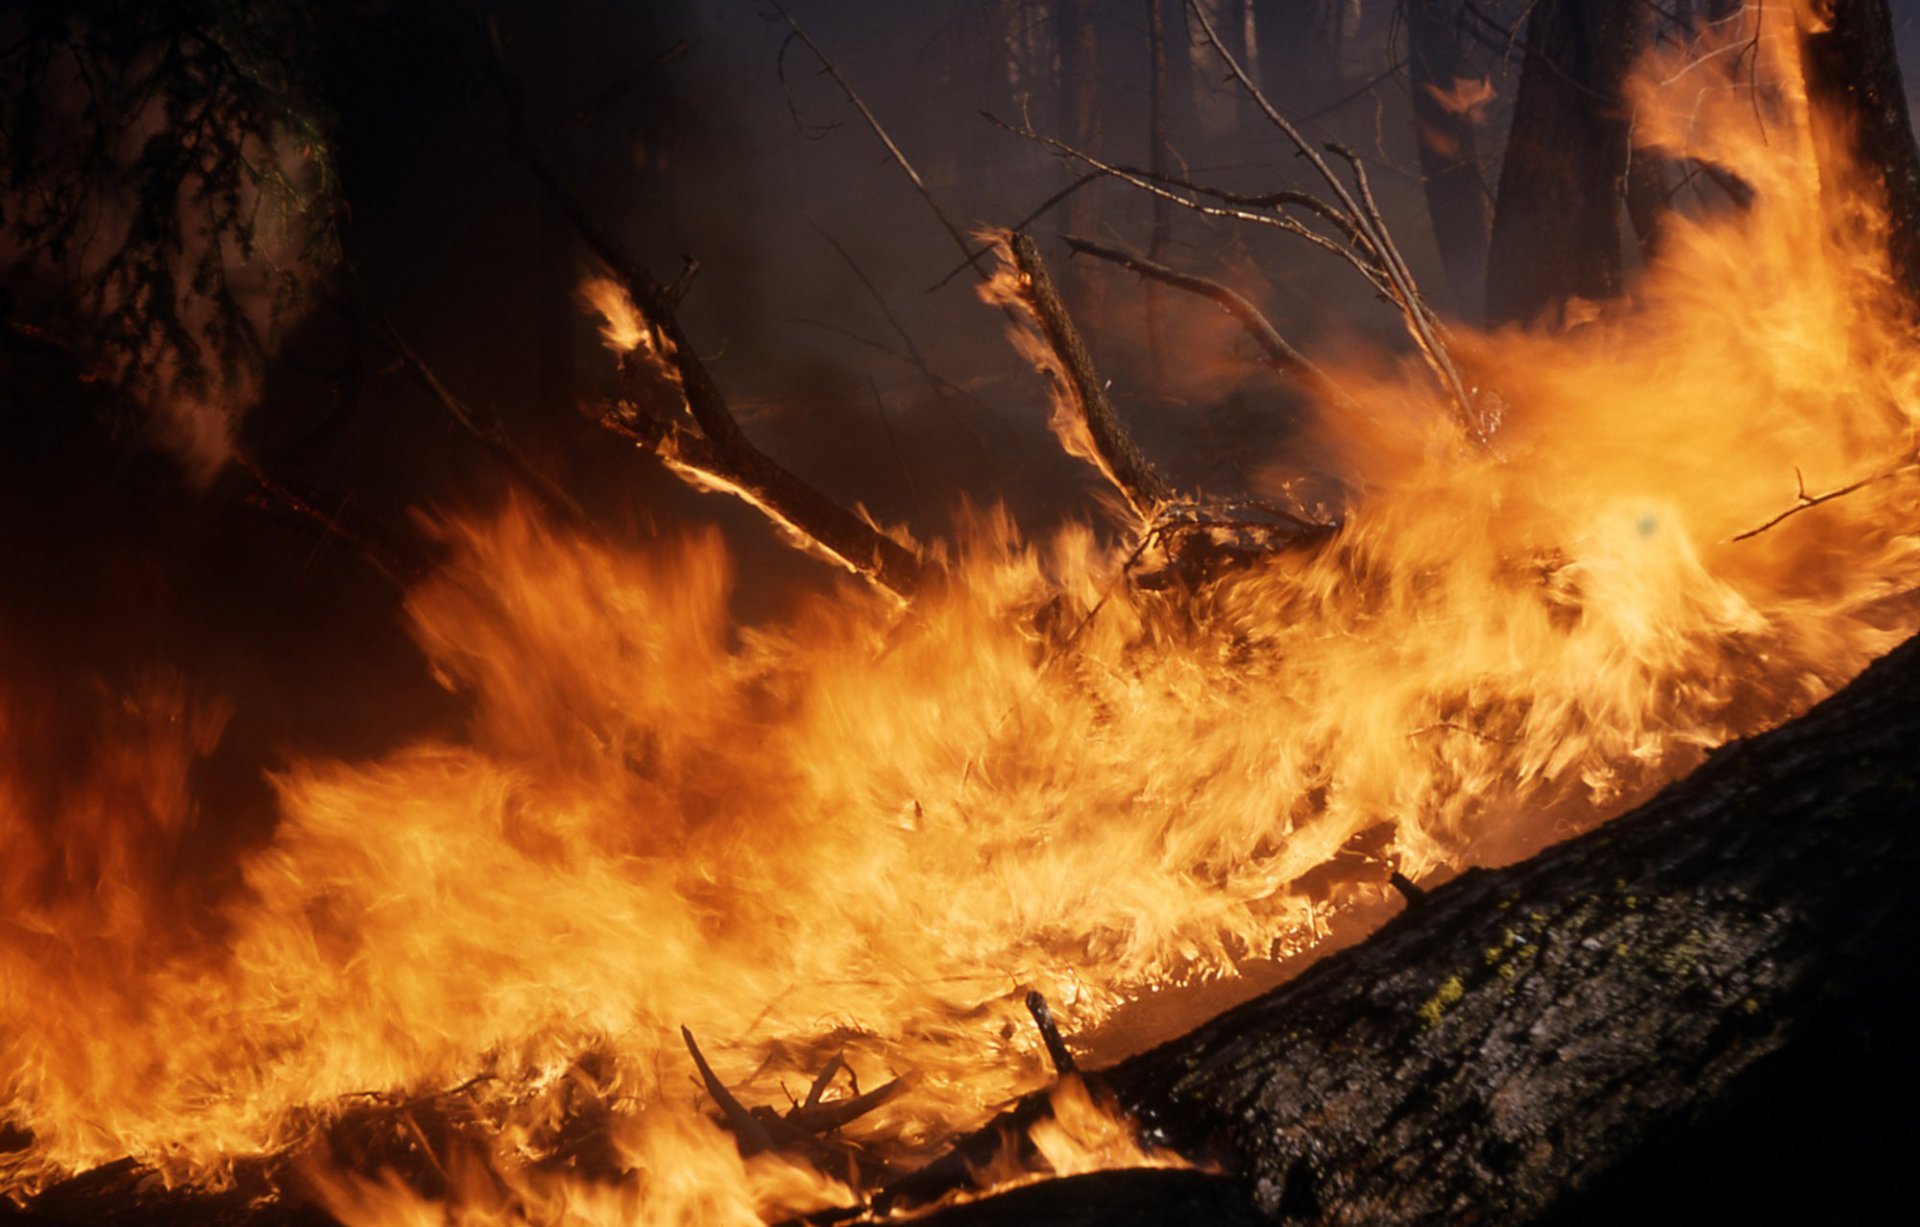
[996,232,1172,526]
[1024,991,1078,1078]
[681,1026,776,1155]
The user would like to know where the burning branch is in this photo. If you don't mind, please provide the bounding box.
[1060,234,1355,411]
[486,20,927,599]
[987,232,1338,582]
[1729,458,1920,542]
[1024,991,1079,1078]
[994,233,1173,526]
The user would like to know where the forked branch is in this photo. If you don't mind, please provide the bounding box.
[1178,0,1488,447]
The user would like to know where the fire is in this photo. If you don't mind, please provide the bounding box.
[1424,75,1496,122]
[5,5,1920,1221]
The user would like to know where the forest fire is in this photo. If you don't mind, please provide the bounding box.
[5,1,1920,1224]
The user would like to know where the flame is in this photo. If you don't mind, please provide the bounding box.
[580,276,646,355]
[6,4,1920,1220]
[1424,75,1496,122]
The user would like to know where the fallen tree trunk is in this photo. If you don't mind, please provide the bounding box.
[897,629,1920,1223]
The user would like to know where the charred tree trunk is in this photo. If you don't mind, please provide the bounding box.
[904,629,1920,1224]
[1484,0,1639,327]
[1407,0,1491,316]
[1800,0,1920,307]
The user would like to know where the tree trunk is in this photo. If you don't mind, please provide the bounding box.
[1800,0,1920,307]
[1484,0,1639,327]
[1406,0,1492,316]
[903,629,1920,1223]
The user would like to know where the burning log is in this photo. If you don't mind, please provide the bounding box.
[882,630,1920,1223]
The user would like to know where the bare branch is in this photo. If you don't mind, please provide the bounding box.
[1180,1,1491,448]
[810,220,993,460]
[982,112,1394,298]
[1061,234,1355,410]
[1729,459,1919,542]
[768,0,977,272]
[375,318,598,535]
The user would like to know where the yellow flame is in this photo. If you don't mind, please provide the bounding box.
[580,275,646,355]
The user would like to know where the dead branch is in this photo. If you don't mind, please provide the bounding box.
[486,20,926,599]
[680,1026,777,1156]
[374,318,598,535]
[1024,991,1078,1077]
[1061,234,1354,410]
[1179,0,1489,447]
[983,113,1392,298]
[810,220,993,460]
[1729,459,1919,542]
[769,0,978,274]
[1000,232,1173,524]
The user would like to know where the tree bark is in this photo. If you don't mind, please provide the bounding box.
[1484,0,1638,327]
[901,629,1920,1223]
[1800,0,1920,308]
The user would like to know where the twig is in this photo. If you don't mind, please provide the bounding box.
[1024,990,1078,1077]
[810,219,992,458]
[374,316,598,534]
[1061,234,1355,410]
[768,0,976,270]
[1729,460,1918,542]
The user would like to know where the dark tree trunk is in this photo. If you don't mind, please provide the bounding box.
[1800,0,1920,307]
[1484,0,1639,327]
[902,630,1920,1224]
[1407,0,1492,316]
